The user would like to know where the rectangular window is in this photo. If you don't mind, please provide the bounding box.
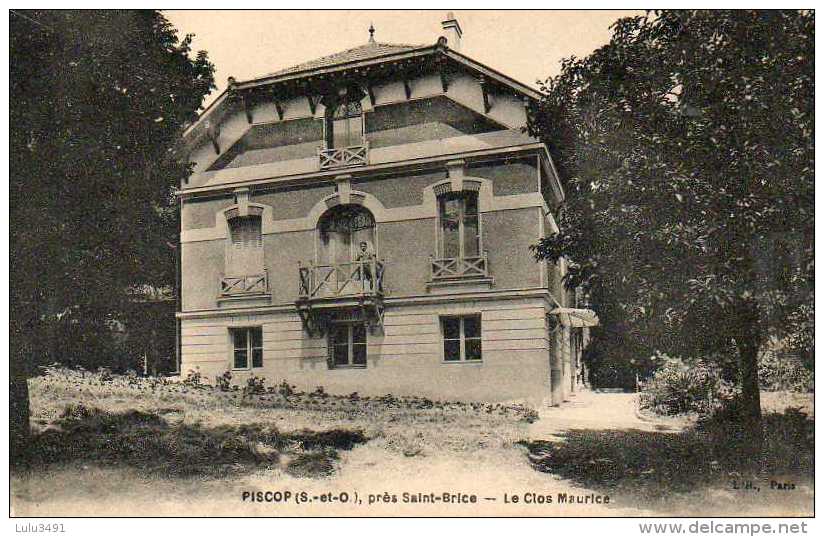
[231,327,263,370]
[462,194,480,257]
[438,192,480,259]
[329,322,367,368]
[441,315,482,362]
[440,196,462,259]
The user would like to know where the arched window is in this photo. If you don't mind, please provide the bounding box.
[326,90,364,149]
[438,191,479,259]
[318,205,375,265]
[226,215,263,275]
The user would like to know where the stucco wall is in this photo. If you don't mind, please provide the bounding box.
[181,195,234,230]
[482,207,543,289]
[470,158,539,196]
[179,208,543,311]
[366,96,502,149]
[252,184,336,221]
[180,297,552,404]
[352,171,445,208]
[375,219,437,295]
[180,160,548,311]
[264,230,314,301]
[181,240,225,311]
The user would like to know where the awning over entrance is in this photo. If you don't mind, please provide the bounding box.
[550,308,599,328]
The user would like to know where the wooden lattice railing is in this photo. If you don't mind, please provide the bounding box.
[298,260,385,299]
[220,272,268,296]
[318,144,369,170]
[431,252,489,280]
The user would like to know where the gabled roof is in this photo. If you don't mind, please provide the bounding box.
[265,41,424,78]
[183,37,543,146]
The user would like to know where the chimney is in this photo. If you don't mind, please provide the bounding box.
[441,11,463,52]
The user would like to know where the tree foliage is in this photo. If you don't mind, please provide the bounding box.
[10,10,215,376]
[529,10,813,433]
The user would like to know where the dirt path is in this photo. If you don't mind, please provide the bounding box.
[530,390,673,439]
[525,390,813,517]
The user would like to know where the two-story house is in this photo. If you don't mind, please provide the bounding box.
[176,14,595,405]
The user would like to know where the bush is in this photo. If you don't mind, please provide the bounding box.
[182,368,202,387]
[639,356,735,416]
[215,370,232,392]
[277,379,295,398]
[243,375,266,397]
[759,347,813,392]
[98,367,114,383]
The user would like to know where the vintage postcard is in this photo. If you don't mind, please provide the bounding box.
[8,8,815,523]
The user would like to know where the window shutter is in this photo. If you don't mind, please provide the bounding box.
[227,216,263,275]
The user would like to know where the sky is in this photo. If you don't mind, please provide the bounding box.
[164,10,640,107]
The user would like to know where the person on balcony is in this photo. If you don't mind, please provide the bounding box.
[355,241,375,291]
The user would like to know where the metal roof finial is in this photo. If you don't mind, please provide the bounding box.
[368,22,375,43]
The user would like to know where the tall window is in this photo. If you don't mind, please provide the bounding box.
[326,98,363,149]
[231,327,263,369]
[329,323,367,368]
[441,315,482,362]
[227,215,263,275]
[318,205,375,265]
[438,192,480,259]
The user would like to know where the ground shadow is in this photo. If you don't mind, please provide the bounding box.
[519,409,814,507]
[13,404,368,479]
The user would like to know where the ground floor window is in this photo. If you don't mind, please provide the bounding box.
[329,322,367,368]
[441,314,482,362]
[231,327,263,369]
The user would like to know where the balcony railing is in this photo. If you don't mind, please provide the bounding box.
[431,252,489,280]
[318,143,369,170]
[299,260,385,300]
[220,272,268,296]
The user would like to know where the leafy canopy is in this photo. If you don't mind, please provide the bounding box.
[10,10,215,371]
[529,10,813,365]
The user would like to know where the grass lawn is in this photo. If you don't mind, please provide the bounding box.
[11,368,814,517]
[13,368,540,516]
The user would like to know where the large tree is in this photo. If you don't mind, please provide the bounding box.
[529,10,813,456]
[10,10,215,455]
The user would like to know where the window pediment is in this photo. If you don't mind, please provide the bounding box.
[224,205,264,221]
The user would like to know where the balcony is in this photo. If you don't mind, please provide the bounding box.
[318,143,369,170]
[431,252,489,280]
[428,252,493,291]
[298,260,385,300]
[220,272,269,297]
[296,260,385,335]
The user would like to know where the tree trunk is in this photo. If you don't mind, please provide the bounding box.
[735,301,763,466]
[10,375,30,465]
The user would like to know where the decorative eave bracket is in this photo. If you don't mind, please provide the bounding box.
[479,75,492,114]
[365,82,376,106]
[307,94,318,116]
[204,120,220,154]
[228,76,253,124]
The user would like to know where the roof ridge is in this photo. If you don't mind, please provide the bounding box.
[260,41,427,79]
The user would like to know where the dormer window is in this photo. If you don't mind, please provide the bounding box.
[326,90,364,149]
